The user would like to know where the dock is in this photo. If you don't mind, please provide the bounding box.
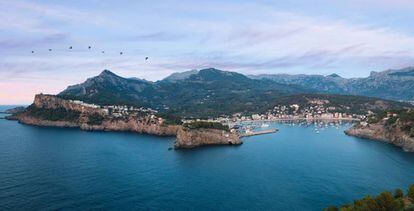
[239,129,278,137]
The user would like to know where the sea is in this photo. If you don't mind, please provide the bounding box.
[1,105,414,210]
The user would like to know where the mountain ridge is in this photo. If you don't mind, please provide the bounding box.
[249,67,414,101]
[58,67,414,118]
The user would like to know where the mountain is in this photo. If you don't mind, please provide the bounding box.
[59,68,412,118]
[250,67,414,101]
[249,73,348,93]
[163,69,199,82]
[346,68,414,101]
[60,70,155,107]
[59,68,310,118]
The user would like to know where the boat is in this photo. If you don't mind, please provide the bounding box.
[261,123,270,128]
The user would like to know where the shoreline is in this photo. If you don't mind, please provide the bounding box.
[232,117,359,124]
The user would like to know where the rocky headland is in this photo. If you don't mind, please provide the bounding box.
[345,110,414,151]
[9,94,241,149]
[175,127,241,149]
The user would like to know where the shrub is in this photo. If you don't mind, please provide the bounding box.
[386,116,398,125]
[409,185,414,200]
[87,113,105,125]
[395,188,404,198]
[323,205,338,211]
[26,105,80,121]
[183,121,229,131]
[326,185,414,211]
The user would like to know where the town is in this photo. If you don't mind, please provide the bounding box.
[68,100,158,118]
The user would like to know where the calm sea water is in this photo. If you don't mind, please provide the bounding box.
[1,106,414,210]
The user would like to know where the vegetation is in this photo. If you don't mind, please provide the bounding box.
[325,184,414,211]
[367,109,414,137]
[183,121,229,131]
[26,105,80,121]
[157,113,183,125]
[87,113,105,125]
[58,69,412,119]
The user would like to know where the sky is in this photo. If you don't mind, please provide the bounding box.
[1,0,414,104]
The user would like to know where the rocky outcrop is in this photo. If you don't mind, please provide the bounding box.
[14,94,179,137]
[79,116,179,136]
[175,127,241,149]
[12,94,243,149]
[345,123,414,152]
[17,115,79,128]
[34,94,105,115]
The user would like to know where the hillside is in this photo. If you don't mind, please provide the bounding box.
[270,94,410,115]
[346,109,414,151]
[59,68,310,118]
[60,70,155,107]
[59,68,412,118]
[250,67,414,101]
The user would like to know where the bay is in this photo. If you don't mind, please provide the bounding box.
[1,115,414,210]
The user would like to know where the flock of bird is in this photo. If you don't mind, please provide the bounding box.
[30,46,149,60]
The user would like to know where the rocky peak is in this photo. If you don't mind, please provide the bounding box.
[195,68,247,81]
[327,73,341,78]
[163,69,199,82]
[98,70,120,78]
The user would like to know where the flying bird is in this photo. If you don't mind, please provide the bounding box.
[49,49,52,51]
[31,51,34,53]
[88,46,91,50]
[120,52,123,55]
[69,46,72,50]
[102,51,105,54]
[145,57,149,60]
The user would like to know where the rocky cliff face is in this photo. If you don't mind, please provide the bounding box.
[12,94,241,149]
[17,115,79,128]
[16,94,179,137]
[79,116,179,136]
[345,123,414,152]
[175,127,241,149]
[34,94,106,115]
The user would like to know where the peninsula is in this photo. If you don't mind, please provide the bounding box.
[345,109,414,151]
[8,94,241,149]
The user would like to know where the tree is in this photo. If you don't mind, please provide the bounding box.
[375,191,402,211]
[408,184,414,200]
[361,195,380,211]
[394,188,404,198]
[324,205,338,211]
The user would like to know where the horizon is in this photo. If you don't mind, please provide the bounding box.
[2,0,414,104]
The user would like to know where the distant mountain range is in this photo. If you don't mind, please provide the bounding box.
[59,67,414,118]
[249,67,414,101]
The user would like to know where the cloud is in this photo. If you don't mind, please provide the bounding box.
[0,33,69,51]
[1,0,414,103]
[126,32,186,42]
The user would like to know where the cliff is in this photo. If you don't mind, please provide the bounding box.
[14,94,179,137]
[34,94,106,116]
[79,116,179,136]
[345,124,414,151]
[11,94,241,149]
[175,127,241,149]
[345,110,414,151]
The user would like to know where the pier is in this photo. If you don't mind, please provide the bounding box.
[239,129,278,137]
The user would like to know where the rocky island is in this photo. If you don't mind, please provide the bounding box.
[345,109,414,151]
[175,121,241,148]
[8,94,241,149]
